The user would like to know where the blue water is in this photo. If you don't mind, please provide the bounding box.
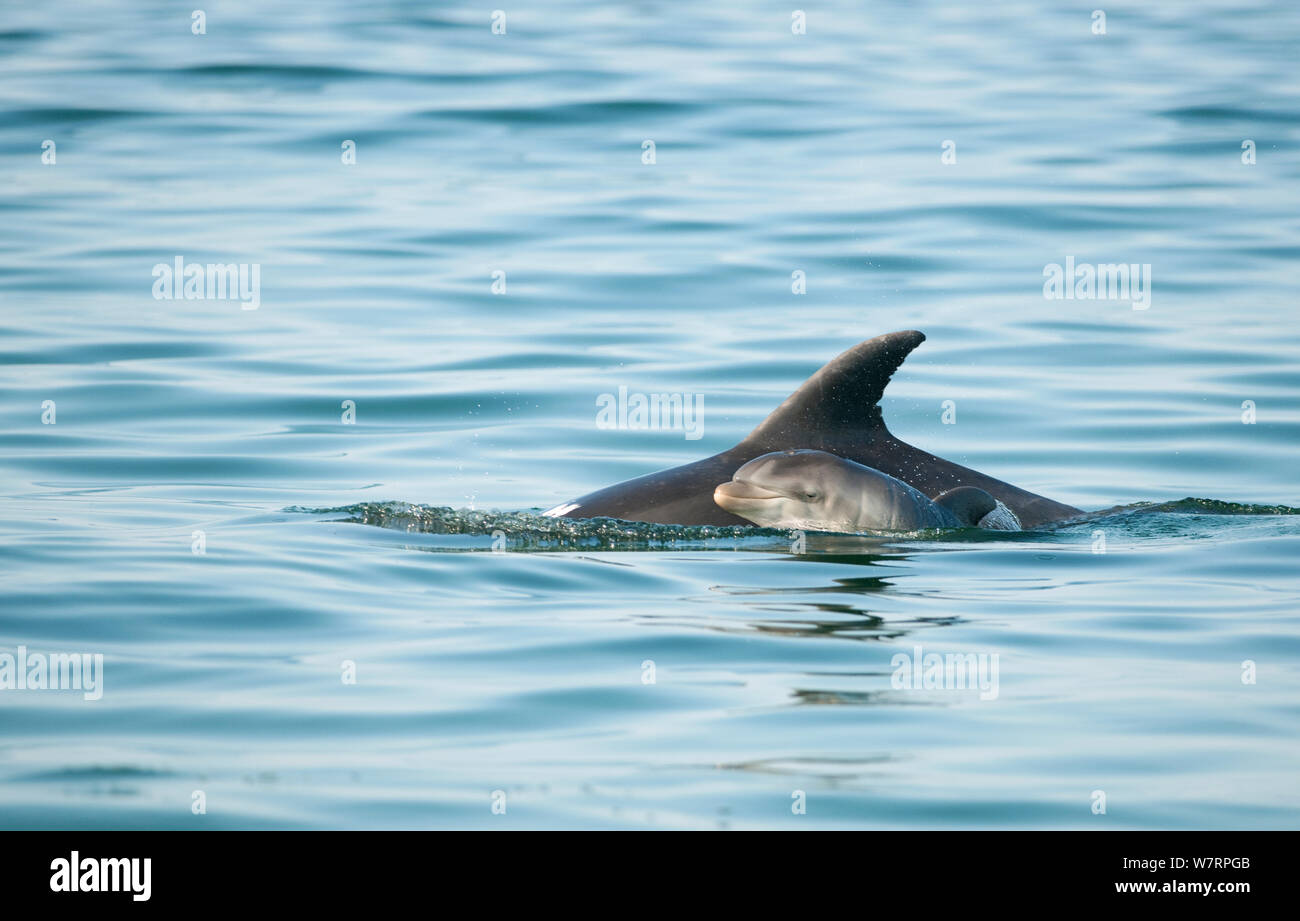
[2,0,1299,829]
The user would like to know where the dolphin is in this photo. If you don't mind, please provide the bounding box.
[543,330,1081,528]
[714,449,1020,532]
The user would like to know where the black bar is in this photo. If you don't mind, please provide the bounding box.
[0,831,1285,907]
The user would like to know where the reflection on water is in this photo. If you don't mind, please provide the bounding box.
[790,689,940,707]
[714,756,898,779]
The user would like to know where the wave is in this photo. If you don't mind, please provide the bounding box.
[291,498,1300,552]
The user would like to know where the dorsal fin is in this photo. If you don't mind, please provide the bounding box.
[740,330,925,450]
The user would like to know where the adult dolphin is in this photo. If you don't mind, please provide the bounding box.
[544,330,1082,528]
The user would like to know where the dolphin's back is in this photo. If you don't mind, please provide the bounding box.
[548,330,1081,528]
[546,450,749,525]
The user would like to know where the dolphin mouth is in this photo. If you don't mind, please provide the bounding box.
[714,480,787,502]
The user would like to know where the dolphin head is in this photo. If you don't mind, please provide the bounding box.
[713,450,872,530]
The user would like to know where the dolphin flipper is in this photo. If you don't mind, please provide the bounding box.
[550,330,1081,527]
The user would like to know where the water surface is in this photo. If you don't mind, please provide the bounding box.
[1,0,1298,829]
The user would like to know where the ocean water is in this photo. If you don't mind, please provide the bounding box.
[2,0,1299,829]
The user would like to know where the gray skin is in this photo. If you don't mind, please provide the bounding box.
[714,450,1010,532]
[545,330,1082,528]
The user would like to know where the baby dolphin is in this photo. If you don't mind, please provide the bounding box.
[714,450,1020,533]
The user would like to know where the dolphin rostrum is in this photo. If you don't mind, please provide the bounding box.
[544,330,1081,528]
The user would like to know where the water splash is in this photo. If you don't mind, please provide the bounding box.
[1133,498,1300,516]
[293,498,1300,552]
[292,501,787,551]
